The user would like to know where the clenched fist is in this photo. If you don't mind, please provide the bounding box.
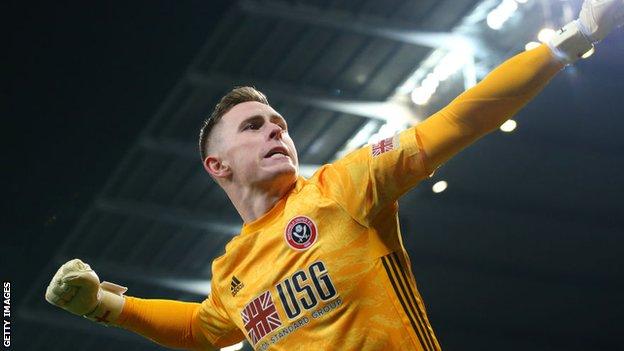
[45,259,127,325]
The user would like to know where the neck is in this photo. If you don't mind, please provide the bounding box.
[224,176,297,223]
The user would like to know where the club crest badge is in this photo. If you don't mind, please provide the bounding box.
[284,216,318,251]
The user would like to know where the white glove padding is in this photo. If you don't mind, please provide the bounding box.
[45,259,101,315]
[45,259,127,325]
[578,0,624,43]
[548,0,623,64]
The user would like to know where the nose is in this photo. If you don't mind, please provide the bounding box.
[268,123,284,140]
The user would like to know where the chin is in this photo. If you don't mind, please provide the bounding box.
[276,166,298,181]
[264,166,297,186]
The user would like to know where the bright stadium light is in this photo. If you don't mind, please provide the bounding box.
[410,50,469,106]
[433,51,466,81]
[421,73,440,91]
[411,86,434,105]
[221,342,244,351]
[525,41,541,51]
[487,11,505,30]
[487,0,519,30]
[500,119,517,132]
[432,181,448,193]
[537,28,556,43]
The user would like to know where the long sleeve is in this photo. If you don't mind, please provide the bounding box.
[415,44,564,173]
[115,297,215,350]
[314,45,564,225]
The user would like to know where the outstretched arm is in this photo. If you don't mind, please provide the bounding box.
[317,1,623,224]
[117,296,244,350]
[116,297,215,350]
[45,259,241,350]
[317,45,560,225]
[415,44,561,173]
[414,0,623,174]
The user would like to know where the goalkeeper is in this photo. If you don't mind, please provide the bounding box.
[46,1,624,350]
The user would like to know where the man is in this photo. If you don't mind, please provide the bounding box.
[46,1,623,350]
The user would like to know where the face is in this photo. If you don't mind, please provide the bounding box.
[205,101,299,188]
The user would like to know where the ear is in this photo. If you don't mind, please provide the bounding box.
[203,155,232,179]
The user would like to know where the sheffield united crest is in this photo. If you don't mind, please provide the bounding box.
[284,216,318,251]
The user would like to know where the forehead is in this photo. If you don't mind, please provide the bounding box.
[221,101,281,126]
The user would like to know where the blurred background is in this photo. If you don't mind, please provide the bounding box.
[4,0,623,350]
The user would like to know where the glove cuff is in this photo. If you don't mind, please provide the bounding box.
[83,282,127,326]
[547,20,594,65]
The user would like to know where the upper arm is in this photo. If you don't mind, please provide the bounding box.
[314,127,430,226]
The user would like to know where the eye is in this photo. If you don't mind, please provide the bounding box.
[243,121,261,131]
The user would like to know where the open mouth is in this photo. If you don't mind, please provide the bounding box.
[264,146,289,159]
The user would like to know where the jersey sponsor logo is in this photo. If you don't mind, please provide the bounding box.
[247,261,340,348]
[230,276,244,297]
[284,216,318,251]
[371,135,399,157]
[241,290,283,346]
[275,261,337,320]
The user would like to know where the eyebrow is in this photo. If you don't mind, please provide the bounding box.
[237,114,287,131]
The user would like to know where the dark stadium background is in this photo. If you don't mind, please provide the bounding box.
[4,1,623,350]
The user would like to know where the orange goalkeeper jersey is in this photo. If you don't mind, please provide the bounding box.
[199,128,439,351]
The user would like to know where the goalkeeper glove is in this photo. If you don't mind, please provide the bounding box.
[45,258,127,326]
[548,0,624,64]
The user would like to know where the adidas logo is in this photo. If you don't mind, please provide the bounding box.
[230,276,244,297]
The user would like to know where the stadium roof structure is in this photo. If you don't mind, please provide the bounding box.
[17,1,624,350]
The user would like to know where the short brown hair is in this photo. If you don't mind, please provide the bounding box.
[198,86,269,161]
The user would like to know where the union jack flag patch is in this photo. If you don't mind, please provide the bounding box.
[241,290,282,345]
[371,135,399,157]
